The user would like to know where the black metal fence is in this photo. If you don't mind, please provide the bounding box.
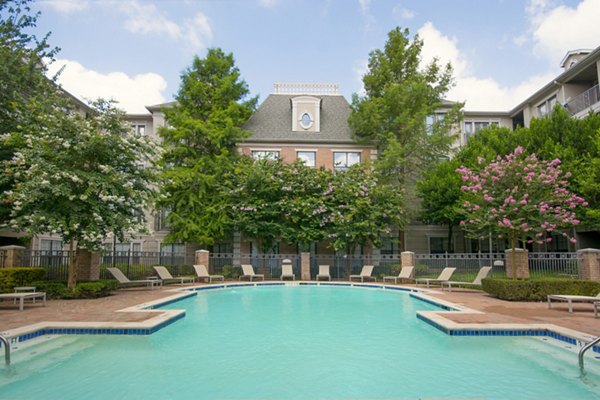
[5,249,581,282]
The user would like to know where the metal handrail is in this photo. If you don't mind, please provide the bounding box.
[579,336,600,374]
[0,335,10,366]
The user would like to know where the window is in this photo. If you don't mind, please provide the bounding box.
[251,150,280,161]
[160,243,186,266]
[297,151,316,167]
[154,208,171,231]
[425,113,446,134]
[538,96,557,117]
[299,113,313,130]
[429,237,448,254]
[131,124,146,136]
[463,121,499,143]
[333,152,360,171]
[40,239,63,252]
[39,239,63,267]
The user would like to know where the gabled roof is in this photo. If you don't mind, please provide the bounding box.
[243,94,355,144]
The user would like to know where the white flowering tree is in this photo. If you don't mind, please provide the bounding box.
[2,99,159,288]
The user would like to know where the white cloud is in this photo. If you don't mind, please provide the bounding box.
[47,59,167,114]
[358,0,372,15]
[528,0,600,62]
[392,5,415,20]
[117,0,212,53]
[41,0,90,14]
[417,22,555,111]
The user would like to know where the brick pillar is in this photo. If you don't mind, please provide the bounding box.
[578,248,600,281]
[75,250,100,281]
[401,251,415,267]
[0,245,26,268]
[505,248,529,279]
[195,250,209,269]
[301,252,311,280]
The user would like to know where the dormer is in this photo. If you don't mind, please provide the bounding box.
[560,49,592,70]
[291,96,322,132]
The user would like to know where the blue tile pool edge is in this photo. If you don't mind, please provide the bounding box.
[4,281,598,356]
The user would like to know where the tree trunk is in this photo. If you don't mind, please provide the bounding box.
[510,235,517,281]
[67,239,78,289]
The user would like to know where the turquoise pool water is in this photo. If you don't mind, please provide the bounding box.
[1,286,599,399]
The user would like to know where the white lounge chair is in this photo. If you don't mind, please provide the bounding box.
[153,266,195,286]
[349,265,375,282]
[415,267,456,288]
[240,264,265,281]
[193,264,225,283]
[281,262,295,280]
[107,267,162,289]
[547,292,600,313]
[441,266,492,291]
[316,265,331,281]
[383,266,414,284]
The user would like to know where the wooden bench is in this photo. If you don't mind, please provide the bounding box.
[0,292,46,311]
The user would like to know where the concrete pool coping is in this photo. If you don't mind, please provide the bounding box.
[1,280,599,356]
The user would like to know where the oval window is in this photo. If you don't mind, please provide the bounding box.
[300,113,312,129]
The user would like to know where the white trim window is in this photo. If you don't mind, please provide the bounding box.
[251,150,280,161]
[131,124,146,136]
[297,151,316,167]
[333,151,361,171]
[538,95,557,117]
[463,121,499,142]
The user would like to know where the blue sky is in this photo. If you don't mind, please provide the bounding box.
[31,0,599,113]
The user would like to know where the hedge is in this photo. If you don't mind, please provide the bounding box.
[482,278,600,301]
[0,267,46,292]
[30,280,119,299]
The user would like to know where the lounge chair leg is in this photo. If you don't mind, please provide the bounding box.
[568,300,573,313]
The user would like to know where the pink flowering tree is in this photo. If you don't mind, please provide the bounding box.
[457,147,587,278]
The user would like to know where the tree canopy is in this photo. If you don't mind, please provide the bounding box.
[349,27,462,189]
[158,48,257,246]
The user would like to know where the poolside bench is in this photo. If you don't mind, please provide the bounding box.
[0,292,46,311]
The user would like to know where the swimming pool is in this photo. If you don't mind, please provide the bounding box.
[1,285,599,399]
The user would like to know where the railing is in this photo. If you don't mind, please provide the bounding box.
[273,82,339,95]
[14,250,72,280]
[579,336,600,375]
[99,251,195,280]
[414,252,505,280]
[209,253,301,280]
[565,84,600,115]
[0,335,10,366]
[527,252,578,278]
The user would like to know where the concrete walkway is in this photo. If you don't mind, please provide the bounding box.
[1,282,599,337]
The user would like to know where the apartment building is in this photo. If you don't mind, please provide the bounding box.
[3,46,599,256]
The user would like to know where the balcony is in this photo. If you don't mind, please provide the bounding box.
[565,84,600,116]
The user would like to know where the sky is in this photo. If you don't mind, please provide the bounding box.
[29,0,600,114]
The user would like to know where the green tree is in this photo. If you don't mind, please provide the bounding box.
[326,163,406,254]
[349,27,462,189]
[2,100,159,288]
[0,0,59,224]
[416,159,463,252]
[158,48,257,246]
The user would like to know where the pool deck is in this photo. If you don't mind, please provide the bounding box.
[1,281,599,339]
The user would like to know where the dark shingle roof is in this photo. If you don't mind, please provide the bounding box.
[243,94,355,144]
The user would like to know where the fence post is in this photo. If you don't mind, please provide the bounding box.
[76,249,101,281]
[0,245,26,268]
[301,252,311,280]
[577,248,600,281]
[505,248,529,279]
[400,251,415,267]
[195,250,210,270]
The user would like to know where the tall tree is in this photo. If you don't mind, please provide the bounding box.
[0,0,59,224]
[158,48,257,246]
[349,27,462,189]
[349,27,462,250]
[2,100,159,288]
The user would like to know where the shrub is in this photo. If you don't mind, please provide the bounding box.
[0,268,46,292]
[482,278,600,301]
[30,280,118,299]
[222,265,241,279]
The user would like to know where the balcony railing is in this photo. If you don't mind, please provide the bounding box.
[565,84,600,115]
[273,82,339,95]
